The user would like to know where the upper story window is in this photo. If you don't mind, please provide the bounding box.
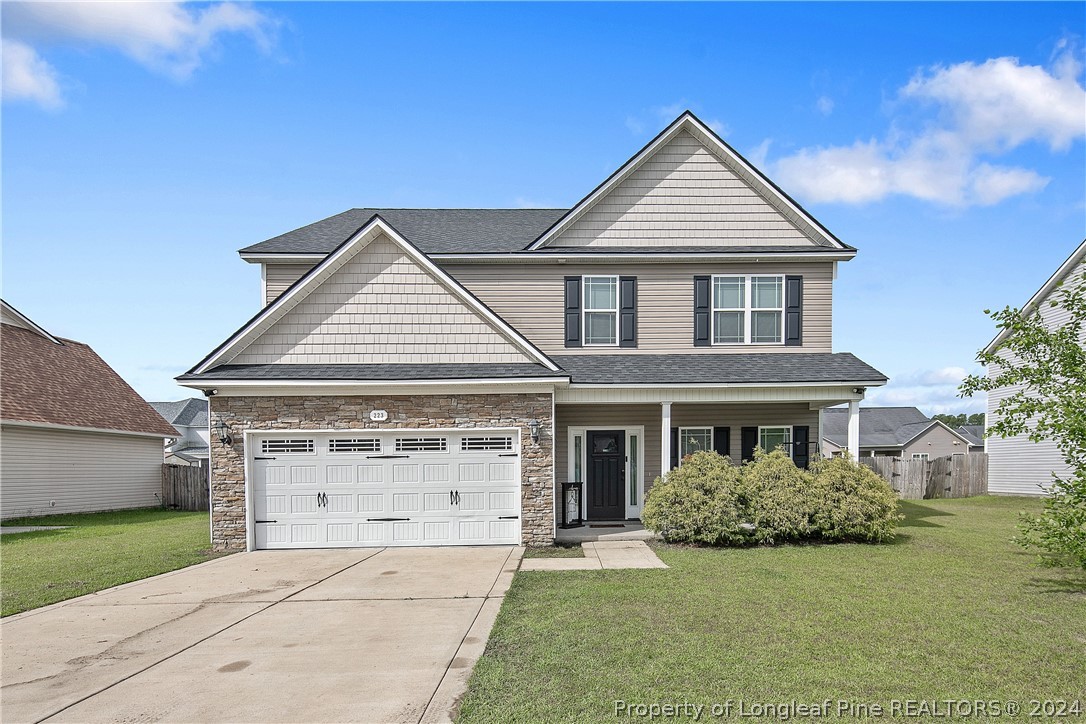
[583,276,619,346]
[712,275,784,345]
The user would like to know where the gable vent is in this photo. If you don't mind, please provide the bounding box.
[261,439,315,454]
[394,437,448,453]
[329,438,381,453]
[460,436,514,452]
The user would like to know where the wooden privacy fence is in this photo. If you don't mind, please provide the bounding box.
[858,452,988,500]
[161,463,210,511]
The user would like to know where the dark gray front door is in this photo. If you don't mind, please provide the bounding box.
[588,430,625,519]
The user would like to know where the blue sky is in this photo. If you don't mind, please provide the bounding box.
[3,2,1084,412]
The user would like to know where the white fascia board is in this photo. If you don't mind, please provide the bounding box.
[240,254,326,264]
[430,251,856,263]
[983,239,1086,354]
[178,379,565,397]
[0,300,63,344]
[528,112,849,251]
[569,380,887,389]
[193,216,560,374]
[0,419,173,439]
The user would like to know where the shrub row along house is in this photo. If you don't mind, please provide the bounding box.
[178,112,886,551]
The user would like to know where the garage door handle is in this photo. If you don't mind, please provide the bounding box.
[499,515,519,520]
[498,453,517,457]
[254,456,277,460]
[367,517,410,522]
[255,519,278,523]
[366,454,410,459]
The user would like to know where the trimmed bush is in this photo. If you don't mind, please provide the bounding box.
[641,451,754,545]
[808,455,902,542]
[741,448,818,544]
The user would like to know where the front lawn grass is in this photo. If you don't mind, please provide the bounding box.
[460,496,1086,722]
[1,508,217,616]
[524,544,586,559]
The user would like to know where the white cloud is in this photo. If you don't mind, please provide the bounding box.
[2,38,63,109]
[865,366,985,415]
[747,138,773,169]
[773,46,1085,207]
[816,95,835,116]
[513,197,558,209]
[2,1,278,107]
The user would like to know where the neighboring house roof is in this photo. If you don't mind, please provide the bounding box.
[0,300,62,344]
[150,398,208,428]
[984,239,1086,354]
[957,425,984,447]
[182,353,885,387]
[821,407,974,449]
[190,215,561,375]
[1,312,178,438]
[240,208,567,256]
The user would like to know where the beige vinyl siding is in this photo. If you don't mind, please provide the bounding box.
[443,261,833,354]
[0,425,165,519]
[552,130,818,248]
[556,402,818,507]
[231,235,532,365]
[901,425,971,459]
[265,263,317,304]
[987,258,1084,495]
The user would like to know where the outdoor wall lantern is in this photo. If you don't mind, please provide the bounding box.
[528,420,541,444]
[214,418,233,447]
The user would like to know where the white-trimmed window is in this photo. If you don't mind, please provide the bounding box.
[712,275,784,345]
[679,427,713,459]
[759,426,792,456]
[912,453,929,461]
[583,276,618,346]
[261,439,315,455]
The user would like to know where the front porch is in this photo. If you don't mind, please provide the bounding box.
[552,394,865,530]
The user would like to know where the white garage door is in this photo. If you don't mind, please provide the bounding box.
[251,429,521,549]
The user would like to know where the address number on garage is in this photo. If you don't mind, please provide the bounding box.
[369,410,389,421]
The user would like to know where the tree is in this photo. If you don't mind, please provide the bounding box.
[932,412,986,429]
[960,271,1086,569]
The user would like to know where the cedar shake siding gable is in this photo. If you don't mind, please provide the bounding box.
[228,233,539,366]
[548,130,822,249]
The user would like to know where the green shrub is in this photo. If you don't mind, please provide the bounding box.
[808,455,902,542]
[641,451,754,545]
[741,448,818,544]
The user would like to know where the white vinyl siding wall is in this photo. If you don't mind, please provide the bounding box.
[987,258,1084,495]
[551,130,821,248]
[443,261,833,354]
[0,425,165,519]
[231,234,532,365]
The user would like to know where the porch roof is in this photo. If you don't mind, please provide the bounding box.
[551,353,886,386]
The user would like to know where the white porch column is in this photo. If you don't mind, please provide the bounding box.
[661,402,672,475]
[817,407,825,459]
[847,399,860,459]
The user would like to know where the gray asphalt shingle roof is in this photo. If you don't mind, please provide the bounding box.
[181,353,885,386]
[958,425,984,446]
[821,407,932,448]
[239,209,569,255]
[150,398,208,427]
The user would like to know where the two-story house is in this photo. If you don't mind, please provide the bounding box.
[179,112,886,551]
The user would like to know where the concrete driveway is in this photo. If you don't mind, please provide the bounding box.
[1,546,521,723]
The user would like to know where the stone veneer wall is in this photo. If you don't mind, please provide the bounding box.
[208,393,553,551]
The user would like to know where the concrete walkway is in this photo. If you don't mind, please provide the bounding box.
[519,541,668,571]
[1,546,522,724]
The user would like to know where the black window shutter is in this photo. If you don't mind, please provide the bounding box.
[670,427,679,470]
[785,275,803,347]
[792,425,810,468]
[712,426,731,460]
[693,276,711,346]
[741,427,758,463]
[564,276,581,348]
[619,276,637,348]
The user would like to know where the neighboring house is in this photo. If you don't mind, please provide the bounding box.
[178,111,887,552]
[0,300,178,519]
[984,240,1085,495]
[150,398,210,466]
[821,407,975,459]
[957,424,985,453]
